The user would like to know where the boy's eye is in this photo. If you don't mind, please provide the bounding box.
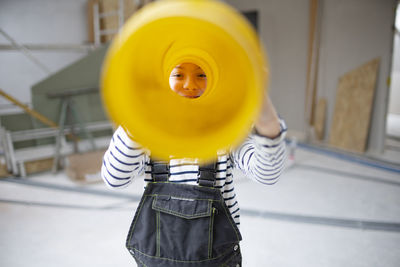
[198,74,207,78]
[171,73,183,78]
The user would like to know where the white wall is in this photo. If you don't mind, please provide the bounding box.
[0,0,89,114]
[226,0,309,134]
[389,6,400,115]
[389,72,400,114]
[226,0,396,154]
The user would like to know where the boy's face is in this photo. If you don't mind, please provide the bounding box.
[169,63,207,98]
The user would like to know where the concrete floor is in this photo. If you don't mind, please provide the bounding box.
[1,146,400,267]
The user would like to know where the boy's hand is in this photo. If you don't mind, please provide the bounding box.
[254,95,281,139]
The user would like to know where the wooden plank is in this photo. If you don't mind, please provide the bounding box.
[0,158,54,177]
[25,158,54,174]
[305,0,319,126]
[87,0,100,43]
[0,89,57,128]
[0,89,79,141]
[124,0,141,21]
[314,98,327,140]
[0,162,11,178]
[329,58,380,153]
[142,0,153,5]
[99,0,151,43]
[310,30,321,127]
[100,0,119,42]
[86,0,156,44]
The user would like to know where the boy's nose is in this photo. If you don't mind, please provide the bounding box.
[184,77,197,90]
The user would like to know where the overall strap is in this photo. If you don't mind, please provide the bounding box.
[197,162,217,187]
[150,158,217,186]
[150,159,169,182]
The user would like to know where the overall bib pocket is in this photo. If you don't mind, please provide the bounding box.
[152,195,214,260]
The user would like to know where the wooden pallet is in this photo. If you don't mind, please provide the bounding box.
[0,162,10,178]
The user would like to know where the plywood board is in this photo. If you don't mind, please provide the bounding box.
[87,0,154,43]
[124,0,141,21]
[100,0,142,42]
[329,58,380,153]
[100,0,119,42]
[0,162,11,178]
[87,0,100,43]
[1,158,54,177]
[25,158,54,174]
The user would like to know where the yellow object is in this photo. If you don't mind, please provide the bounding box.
[0,88,58,128]
[101,0,268,162]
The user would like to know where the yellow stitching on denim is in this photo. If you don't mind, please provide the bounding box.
[208,204,215,259]
[148,181,219,190]
[220,199,241,242]
[135,256,148,267]
[208,207,212,258]
[152,205,210,219]
[145,193,217,202]
[151,197,212,219]
[156,211,160,257]
[127,195,148,244]
[131,246,233,263]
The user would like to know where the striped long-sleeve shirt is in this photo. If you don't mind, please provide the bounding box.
[101,120,287,226]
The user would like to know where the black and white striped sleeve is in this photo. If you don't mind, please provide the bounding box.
[101,126,146,189]
[232,119,287,185]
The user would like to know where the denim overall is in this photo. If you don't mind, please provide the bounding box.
[126,160,242,267]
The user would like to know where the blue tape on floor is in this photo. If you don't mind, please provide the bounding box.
[292,141,400,174]
[241,209,400,232]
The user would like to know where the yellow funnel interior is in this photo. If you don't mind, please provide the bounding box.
[102,0,269,162]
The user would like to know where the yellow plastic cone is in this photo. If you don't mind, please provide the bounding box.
[101,0,269,162]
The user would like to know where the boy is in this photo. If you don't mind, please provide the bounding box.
[101,63,287,266]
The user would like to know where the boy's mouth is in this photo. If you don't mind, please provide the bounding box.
[185,95,200,98]
[181,92,202,98]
